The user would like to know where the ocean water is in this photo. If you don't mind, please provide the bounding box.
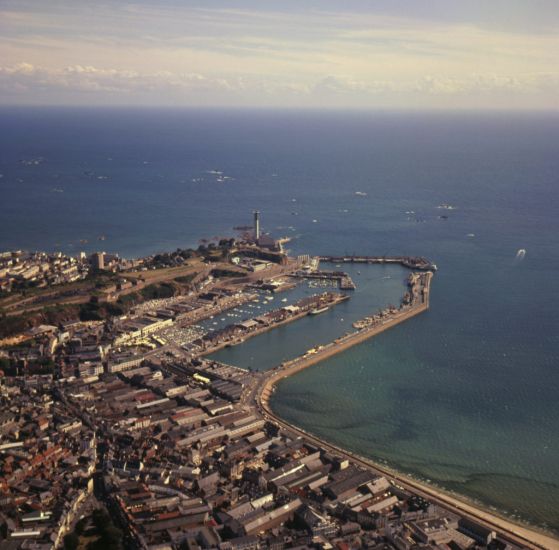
[1,108,558,533]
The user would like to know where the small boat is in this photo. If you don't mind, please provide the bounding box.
[309,306,329,315]
[516,249,526,260]
[281,298,288,303]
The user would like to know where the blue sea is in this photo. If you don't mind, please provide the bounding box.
[1,108,558,534]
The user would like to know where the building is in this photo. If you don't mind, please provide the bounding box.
[92,252,105,270]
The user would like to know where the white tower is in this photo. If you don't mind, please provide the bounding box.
[254,210,261,241]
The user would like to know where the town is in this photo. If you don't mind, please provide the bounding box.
[0,214,547,550]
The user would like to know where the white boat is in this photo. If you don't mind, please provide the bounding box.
[516,249,526,259]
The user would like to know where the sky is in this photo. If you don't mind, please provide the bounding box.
[1,0,558,109]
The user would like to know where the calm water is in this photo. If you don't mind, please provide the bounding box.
[1,108,558,533]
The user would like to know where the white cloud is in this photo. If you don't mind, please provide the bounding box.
[415,73,559,96]
[1,62,558,109]
[0,63,229,96]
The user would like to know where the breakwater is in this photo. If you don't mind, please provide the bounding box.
[319,255,436,271]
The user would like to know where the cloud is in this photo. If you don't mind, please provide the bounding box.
[1,0,558,109]
[1,62,558,109]
[415,73,559,96]
[0,62,229,96]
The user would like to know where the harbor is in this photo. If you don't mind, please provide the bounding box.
[197,291,350,356]
[257,271,433,408]
[206,261,410,370]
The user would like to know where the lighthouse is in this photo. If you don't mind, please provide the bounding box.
[254,210,261,241]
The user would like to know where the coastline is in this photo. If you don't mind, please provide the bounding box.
[252,271,559,550]
[263,395,559,550]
